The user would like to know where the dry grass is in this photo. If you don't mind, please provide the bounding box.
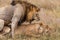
[6,8,60,40]
[22,0,60,8]
[0,0,60,40]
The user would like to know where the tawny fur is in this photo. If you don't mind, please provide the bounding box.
[0,19,4,31]
[1,23,52,37]
[11,3,25,38]
[0,0,40,38]
[26,6,40,23]
[0,5,14,25]
[11,0,40,23]
[0,3,25,38]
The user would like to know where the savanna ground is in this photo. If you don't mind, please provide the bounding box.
[0,0,60,40]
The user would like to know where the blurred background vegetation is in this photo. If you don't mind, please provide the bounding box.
[0,0,60,40]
